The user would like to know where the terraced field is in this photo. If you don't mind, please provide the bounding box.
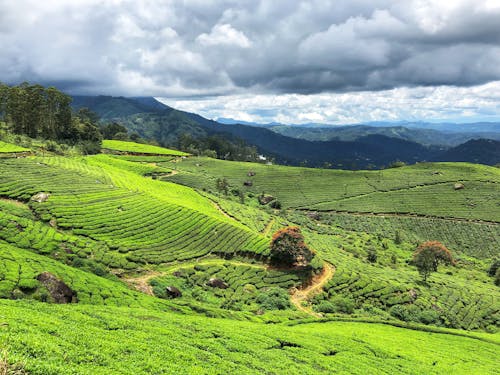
[1,150,499,374]
[164,157,500,221]
[304,231,499,330]
[318,212,500,259]
[149,260,307,313]
[0,157,269,271]
[102,139,188,156]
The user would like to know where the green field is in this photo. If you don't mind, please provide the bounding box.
[0,140,30,153]
[164,157,500,221]
[0,152,499,374]
[1,300,498,375]
[102,140,189,156]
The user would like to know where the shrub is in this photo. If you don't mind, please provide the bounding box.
[329,295,355,314]
[314,301,336,314]
[367,247,377,263]
[256,287,290,310]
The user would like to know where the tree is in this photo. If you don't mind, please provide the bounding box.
[216,178,229,195]
[270,226,314,267]
[413,241,454,282]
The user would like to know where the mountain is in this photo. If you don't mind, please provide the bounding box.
[366,121,500,133]
[72,95,173,118]
[270,124,500,147]
[71,95,499,168]
[432,139,500,165]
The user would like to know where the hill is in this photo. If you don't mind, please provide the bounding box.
[432,139,500,165]
[270,124,500,147]
[0,124,498,373]
[71,95,500,168]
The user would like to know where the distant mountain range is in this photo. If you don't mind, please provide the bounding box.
[72,96,500,168]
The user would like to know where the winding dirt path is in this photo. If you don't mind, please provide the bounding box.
[122,271,162,296]
[290,263,335,318]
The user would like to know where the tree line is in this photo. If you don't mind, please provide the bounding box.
[0,82,102,151]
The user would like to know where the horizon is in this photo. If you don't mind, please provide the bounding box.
[1,1,500,125]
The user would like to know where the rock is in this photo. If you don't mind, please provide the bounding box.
[307,211,321,220]
[207,278,228,289]
[408,289,418,301]
[258,194,275,205]
[165,286,182,298]
[454,183,465,190]
[31,192,50,203]
[36,272,77,303]
[243,180,253,186]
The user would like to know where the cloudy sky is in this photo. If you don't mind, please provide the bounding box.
[1,0,500,124]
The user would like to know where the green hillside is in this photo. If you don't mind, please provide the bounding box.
[164,157,500,221]
[102,139,189,156]
[0,148,498,373]
[0,140,30,153]
[1,300,498,374]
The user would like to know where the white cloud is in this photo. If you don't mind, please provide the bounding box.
[161,81,500,124]
[197,23,252,48]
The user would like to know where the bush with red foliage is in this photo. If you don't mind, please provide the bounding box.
[413,241,455,282]
[270,226,314,267]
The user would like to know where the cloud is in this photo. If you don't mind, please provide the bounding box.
[197,24,251,48]
[162,80,500,124]
[0,0,500,123]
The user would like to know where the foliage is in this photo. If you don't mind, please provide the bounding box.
[256,287,291,310]
[270,227,314,267]
[0,82,101,147]
[413,241,455,282]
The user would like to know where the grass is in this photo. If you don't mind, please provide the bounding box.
[102,140,189,156]
[164,157,500,221]
[0,300,498,374]
[0,141,30,153]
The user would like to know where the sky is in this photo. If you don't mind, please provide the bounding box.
[1,0,500,124]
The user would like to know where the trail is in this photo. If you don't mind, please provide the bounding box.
[262,218,275,236]
[290,263,335,318]
[122,271,162,296]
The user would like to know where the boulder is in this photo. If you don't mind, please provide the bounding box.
[36,272,77,303]
[207,278,228,289]
[165,286,182,298]
[454,183,465,190]
[258,194,275,205]
[31,192,50,203]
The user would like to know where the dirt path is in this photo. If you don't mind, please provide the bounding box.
[290,263,335,318]
[261,218,275,236]
[122,271,162,296]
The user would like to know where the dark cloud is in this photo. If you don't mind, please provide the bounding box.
[0,0,499,96]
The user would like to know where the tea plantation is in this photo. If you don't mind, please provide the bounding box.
[0,144,498,374]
